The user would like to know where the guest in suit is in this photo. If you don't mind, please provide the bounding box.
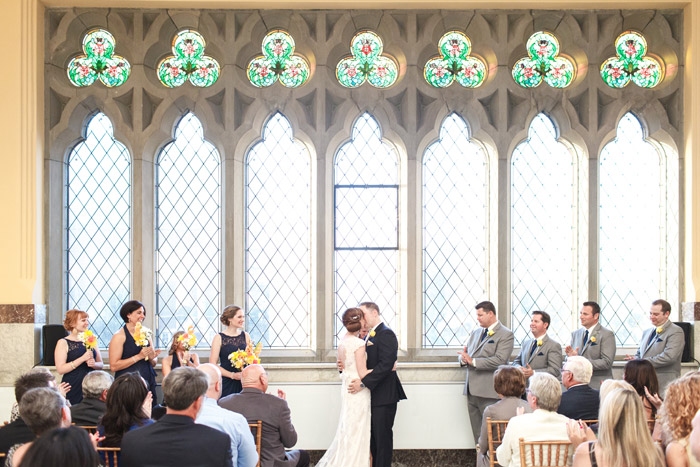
[477,366,532,467]
[121,367,233,467]
[558,356,599,421]
[219,364,309,467]
[196,364,258,467]
[69,370,112,426]
[626,299,685,396]
[565,301,615,390]
[512,311,562,381]
[458,301,515,444]
[496,373,571,467]
[347,301,407,467]
[17,425,101,467]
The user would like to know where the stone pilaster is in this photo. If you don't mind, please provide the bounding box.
[0,304,46,385]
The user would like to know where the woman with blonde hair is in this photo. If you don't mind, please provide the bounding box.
[661,372,700,467]
[569,386,663,467]
[161,331,200,377]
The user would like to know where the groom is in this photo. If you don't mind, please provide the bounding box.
[348,302,406,467]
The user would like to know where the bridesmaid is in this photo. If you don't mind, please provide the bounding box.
[108,300,161,404]
[54,309,103,405]
[161,331,200,377]
[209,305,250,397]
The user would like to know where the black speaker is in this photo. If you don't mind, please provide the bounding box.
[674,321,692,363]
[42,325,68,366]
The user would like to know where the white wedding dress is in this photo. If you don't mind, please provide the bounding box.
[316,335,371,467]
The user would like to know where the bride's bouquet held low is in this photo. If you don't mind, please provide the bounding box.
[228,342,263,370]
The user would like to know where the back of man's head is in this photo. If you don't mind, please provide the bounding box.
[162,367,209,410]
[565,356,593,385]
[198,363,223,400]
[19,387,68,436]
[241,364,266,390]
[81,371,114,400]
[528,372,562,412]
[15,370,55,403]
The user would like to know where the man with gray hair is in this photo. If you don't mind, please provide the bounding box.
[496,373,571,467]
[121,367,233,467]
[197,363,258,467]
[557,355,599,420]
[70,370,113,426]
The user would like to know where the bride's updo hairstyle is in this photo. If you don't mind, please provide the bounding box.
[342,308,363,333]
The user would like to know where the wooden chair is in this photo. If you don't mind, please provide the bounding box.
[580,420,597,427]
[0,452,6,459]
[248,420,263,467]
[518,438,572,467]
[97,447,120,467]
[486,417,510,467]
[75,424,98,434]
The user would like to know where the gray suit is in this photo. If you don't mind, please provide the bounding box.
[513,334,562,380]
[461,322,514,443]
[219,388,303,467]
[476,397,532,467]
[569,325,615,389]
[634,320,685,396]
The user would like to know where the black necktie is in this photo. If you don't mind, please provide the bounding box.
[480,328,488,342]
[582,329,589,346]
[529,341,538,358]
[646,330,657,349]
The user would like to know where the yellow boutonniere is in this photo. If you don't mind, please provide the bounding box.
[656,326,664,334]
[590,336,596,343]
[536,339,543,346]
[369,330,376,338]
[487,330,494,337]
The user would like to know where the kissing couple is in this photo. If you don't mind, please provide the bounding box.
[316,302,407,467]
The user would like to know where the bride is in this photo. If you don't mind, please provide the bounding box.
[316,307,372,467]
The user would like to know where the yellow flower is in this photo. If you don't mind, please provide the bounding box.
[369,330,376,338]
[487,330,494,337]
[590,336,596,343]
[656,326,664,334]
[536,339,543,346]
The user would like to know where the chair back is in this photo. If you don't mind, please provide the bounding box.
[97,447,120,467]
[0,452,6,459]
[518,438,572,467]
[76,424,98,434]
[580,420,597,427]
[486,417,509,467]
[248,420,263,467]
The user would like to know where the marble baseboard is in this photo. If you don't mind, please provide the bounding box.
[0,304,46,324]
[309,450,477,467]
[682,302,700,321]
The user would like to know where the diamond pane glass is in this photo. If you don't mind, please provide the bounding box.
[246,113,311,348]
[511,114,576,346]
[423,114,487,347]
[67,112,130,348]
[599,113,676,346]
[156,113,220,349]
[334,113,399,345]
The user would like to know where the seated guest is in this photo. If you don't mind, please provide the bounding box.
[219,364,310,467]
[8,388,71,467]
[558,356,599,420]
[197,363,258,467]
[17,425,100,467]
[477,366,532,467]
[496,372,571,467]
[690,408,700,464]
[660,372,700,467]
[70,370,113,426]
[585,379,635,436]
[161,330,200,377]
[0,371,57,455]
[567,386,663,467]
[97,372,154,465]
[623,359,663,441]
[6,368,64,423]
[121,367,233,467]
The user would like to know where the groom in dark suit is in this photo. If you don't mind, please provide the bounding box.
[348,302,406,467]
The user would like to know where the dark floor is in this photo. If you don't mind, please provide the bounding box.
[308,449,477,467]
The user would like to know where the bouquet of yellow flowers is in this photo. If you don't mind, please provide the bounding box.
[177,326,198,350]
[228,342,263,370]
[78,330,98,351]
[133,322,153,347]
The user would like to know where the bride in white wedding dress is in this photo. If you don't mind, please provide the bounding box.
[316,308,372,467]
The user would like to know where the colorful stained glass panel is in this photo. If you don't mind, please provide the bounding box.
[247,30,310,88]
[424,31,487,88]
[67,29,130,88]
[336,31,398,89]
[601,31,663,89]
[512,31,575,89]
[157,30,220,88]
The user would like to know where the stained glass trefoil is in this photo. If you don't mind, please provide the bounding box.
[512,31,575,88]
[336,31,398,88]
[424,31,487,88]
[248,30,311,88]
[157,30,220,88]
[67,29,130,88]
[600,31,663,89]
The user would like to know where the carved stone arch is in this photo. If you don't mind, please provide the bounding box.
[51,95,132,164]
[541,99,589,160]
[506,110,581,162]
[598,109,679,159]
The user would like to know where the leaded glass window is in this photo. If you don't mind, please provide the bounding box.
[599,113,678,346]
[334,113,399,345]
[423,113,489,347]
[246,113,311,348]
[156,112,220,349]
[511,114,585,345]
[66,112,130,348]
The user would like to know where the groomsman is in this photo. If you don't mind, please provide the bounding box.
[458,301,514,444]
[627,299,685,396]
[565,301,615,390]
[512,311,562,380]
